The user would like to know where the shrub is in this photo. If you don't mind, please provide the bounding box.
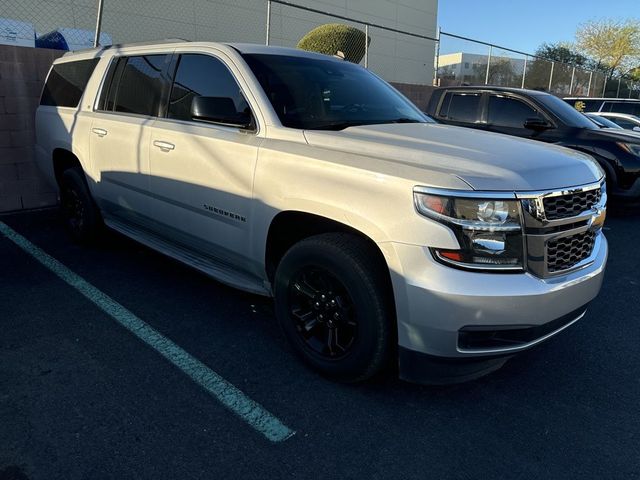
[297,23,370,64]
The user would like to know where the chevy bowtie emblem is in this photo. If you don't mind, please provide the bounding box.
[589,208,606,231]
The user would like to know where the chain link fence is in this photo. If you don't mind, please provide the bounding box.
[437,31,640,99]
[1,0,638,100]
[266,0,437,86]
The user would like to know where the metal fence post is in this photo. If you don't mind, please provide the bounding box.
[602,77,607,97]
[433,26,441,86]
[616,77,622,98]
[364,24,369,68]
[485,45,492,85]
[521,55,527,89]
[587,71,593,96]
[569,67,575,95]
[93,0,105,48]
[265,0,271,45]
[548,62,554,91]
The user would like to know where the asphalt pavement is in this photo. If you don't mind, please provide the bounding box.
[1,208,639,480]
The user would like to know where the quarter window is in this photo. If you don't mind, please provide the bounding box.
[40,59,99,107]
[112,55,170,116]
[488,95,542,128]
[168,54,249,122]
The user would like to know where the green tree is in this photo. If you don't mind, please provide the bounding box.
[536,42,587,66]
[297,24,370,64]
[576,19,640,78]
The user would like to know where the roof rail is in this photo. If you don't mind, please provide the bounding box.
[62,38,190,56]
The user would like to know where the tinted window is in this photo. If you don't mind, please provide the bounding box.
[440,92,481,123]
[603,102,640,116]
[99,57,126,111]
[242,53,428,130]
[534,94,596,129]
[488,95,541,128]
[113,55,169,116]
[41,59,99,107]
[567,99,602,112]
[168,54,249,121]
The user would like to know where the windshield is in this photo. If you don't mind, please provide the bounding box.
[242,53,430,130]
[534,94,597,129]
[586,114,622,129]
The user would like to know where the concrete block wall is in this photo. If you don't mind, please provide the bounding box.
[0,45,64,213]
[391,82,436,112]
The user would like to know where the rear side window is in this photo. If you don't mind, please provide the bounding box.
[110,55,170,116]
[168,54,249,121]
[570,99,602,112]
[439,92,482,123]
[41,59,99,107]
[488,95,542,128]
[603,102,640,116]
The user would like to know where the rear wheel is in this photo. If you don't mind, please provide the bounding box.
[274,233,393,382]
[59,167,102,243]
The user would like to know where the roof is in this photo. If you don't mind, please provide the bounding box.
[433,85,551,97]
[226,43,336,59]
[59,39,343,63]
[563,97,640,102]
[594,112,640,120]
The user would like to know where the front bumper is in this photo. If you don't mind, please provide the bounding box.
[389,233,607,382]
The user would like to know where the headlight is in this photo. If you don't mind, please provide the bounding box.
[414,190,524,271]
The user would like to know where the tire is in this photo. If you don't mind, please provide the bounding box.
[59,167,102,243]
[274,233,394,382]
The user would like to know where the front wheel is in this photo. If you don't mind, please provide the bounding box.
[274,233,394,382]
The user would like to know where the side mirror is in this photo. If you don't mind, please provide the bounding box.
[633,126,640,132]
[191,96,252,129]
[524,118,553,131]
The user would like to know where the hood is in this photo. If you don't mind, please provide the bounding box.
[303,123,603,191]
[588,127,640,142]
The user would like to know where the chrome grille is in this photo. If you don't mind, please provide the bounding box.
[547,231,597,273]
[543,188,601,220]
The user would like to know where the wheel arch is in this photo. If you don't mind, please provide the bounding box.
[264,212,399,320]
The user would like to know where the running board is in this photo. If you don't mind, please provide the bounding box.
[104,218,270,297]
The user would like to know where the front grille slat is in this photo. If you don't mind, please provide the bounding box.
[546,231,596,273]
[543,189,601,220]
[522,183,604,277]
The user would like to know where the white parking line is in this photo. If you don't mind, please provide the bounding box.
[0,221,295,443]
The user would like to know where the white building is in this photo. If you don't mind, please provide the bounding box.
[438,52,525,85]
[2,0,438,85]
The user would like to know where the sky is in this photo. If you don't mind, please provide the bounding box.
[437,0,639,56]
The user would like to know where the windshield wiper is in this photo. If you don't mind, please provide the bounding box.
[388,118,423,124]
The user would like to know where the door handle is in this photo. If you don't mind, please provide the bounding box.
[91,128,108,137]
[153,140,175,152]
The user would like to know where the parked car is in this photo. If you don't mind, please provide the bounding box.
[426,86,640,204]
[36,42,607,385]
[584,113,625,130]
[585,113,640,139]
[564,97,640,117]
[587,112,640,132]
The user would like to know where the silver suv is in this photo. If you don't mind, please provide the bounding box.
[35,41,608,384]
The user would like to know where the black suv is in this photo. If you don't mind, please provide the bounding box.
[426,86,640,204]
